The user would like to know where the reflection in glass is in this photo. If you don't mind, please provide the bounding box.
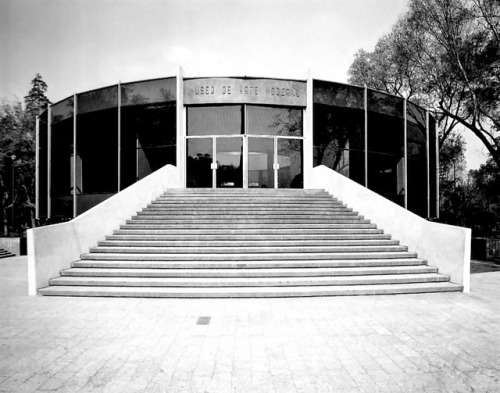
[187,138,213,188]
[77,85,118,114]
[51,97,74,123]
[313,80,364,109]
[247,106,302,136]
[121,78,176,106]
[278,139,303,188]
[187,106,242,136]
[313,103,365,184]
[367,90,404,118]
[248,138,274,188]
[216,137,243,188]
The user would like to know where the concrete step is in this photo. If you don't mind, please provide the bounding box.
[107,233,392,241]
[72,258,428,269]
[123,221,374,228]
[38,282,463,297]
[144,205,353,212]
[113,228,386,235]
[0,249,15,259]
[48,273,450,287]
[81,251,418,261]
[61,265,438,278]
[150,201,342,206]
[97,239,400,248]
[128,214,370,223]
[137,210,360,217]
[88,245,408,254]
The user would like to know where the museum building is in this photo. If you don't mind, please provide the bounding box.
[36,73,439,221]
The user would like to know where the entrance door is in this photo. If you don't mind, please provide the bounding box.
[186,136,302,188]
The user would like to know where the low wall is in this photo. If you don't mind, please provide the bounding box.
[311,166,471,291]
[27,165,181,295]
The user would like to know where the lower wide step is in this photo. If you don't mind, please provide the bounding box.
[39,282,463,297]
[48,273,449,287]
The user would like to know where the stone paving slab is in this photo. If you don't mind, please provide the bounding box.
[1,256,499,392]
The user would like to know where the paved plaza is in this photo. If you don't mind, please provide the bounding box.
[1,256,499,393]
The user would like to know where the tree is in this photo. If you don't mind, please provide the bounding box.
[348,0,500,168]
[0,74,50,233]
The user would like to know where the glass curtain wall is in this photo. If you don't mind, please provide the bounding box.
[429,115,438,218]
[406,101,428,216]
[120,77,176,188]
[40,77,176,219]
[50,97,74,218]
[38,110,48,219]
[367,91,406,207]
[76,85,118,214]
[313,81,365,185]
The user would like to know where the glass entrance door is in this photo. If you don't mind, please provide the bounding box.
[248,137,274,188]
[216,136,243,188]
[187,136,302,188]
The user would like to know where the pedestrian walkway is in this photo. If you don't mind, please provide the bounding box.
[1,256,499,392]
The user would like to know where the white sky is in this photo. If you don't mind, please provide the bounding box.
[0,0,488,169]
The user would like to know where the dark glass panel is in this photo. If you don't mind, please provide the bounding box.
[313,80,364,109]
[367,91,405,205]
[38,110,48,218]
[247,106,303,136]
[216,137,243,188]
[367,152,405,207]
[50,105,73,219]
[51,196,72,219]
[278,139,303,188]
[76,108,118,193]
[367,90,404,118]
[187,106,242,136]
[121,77,176,106]
[429,115,438,218]
[76,194,113,215]
[121,103,176,187]
[313,103,365,185]
[77,85,118,115]
[248,137,274,188]
[187,138,213,188]
[407,102,428,217]
[51,97,74,123]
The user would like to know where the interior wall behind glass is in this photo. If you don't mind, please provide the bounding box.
[406,102,428,217]
[50,97,74,218]
[38,110,48,219]
[367,91,405,207]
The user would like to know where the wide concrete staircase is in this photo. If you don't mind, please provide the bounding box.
[39,189,463,297]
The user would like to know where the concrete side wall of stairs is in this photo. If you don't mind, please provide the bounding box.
[311,166,471,291]
[27,165,182,295]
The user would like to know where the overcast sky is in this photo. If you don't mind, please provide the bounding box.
[0,0,488,169]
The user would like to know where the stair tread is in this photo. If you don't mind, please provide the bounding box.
[39,282,463,297]
[62,265,437,277]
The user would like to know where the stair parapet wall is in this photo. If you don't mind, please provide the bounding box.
[311,165,471,292]
[27,165,181,295]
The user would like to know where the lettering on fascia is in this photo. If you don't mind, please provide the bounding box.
[193,84,301,98]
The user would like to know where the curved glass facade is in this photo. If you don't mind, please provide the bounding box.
[37,75,437,221]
